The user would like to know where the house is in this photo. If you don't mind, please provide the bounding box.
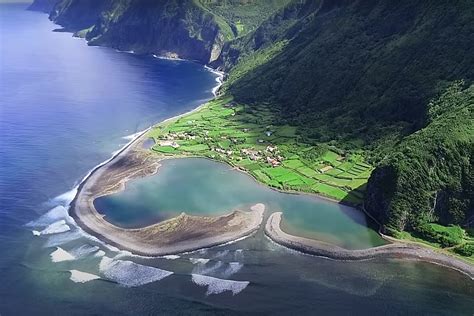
[266,145,277,153]
[159,140,180,148]
[319,165,333,173]
[267,157,281,167]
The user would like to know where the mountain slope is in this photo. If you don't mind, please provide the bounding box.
[226,0,474,146]
[365,82,473,232]
[30,0,290,64]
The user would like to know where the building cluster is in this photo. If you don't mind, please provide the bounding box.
[240,145,283,167]
[161,131,197,141]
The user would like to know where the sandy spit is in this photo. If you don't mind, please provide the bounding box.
[265,212,474,279]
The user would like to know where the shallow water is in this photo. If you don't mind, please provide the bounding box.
[95,158,385,249]
[0,4,473,315]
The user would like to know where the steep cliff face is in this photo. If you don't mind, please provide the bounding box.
[49,0,115,32]
[85,1,224,64]
[29,0,290,64]
[31,0,228,64]
[365,83,474,233]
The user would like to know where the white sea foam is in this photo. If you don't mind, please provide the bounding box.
[192,260,223,275]
[44,230,83,248]
[189,258,210,265]
[94,250,106,257]
[212,250,229,259]
[26,205,74,228]
[53,189,78,206]
[99,257,173,287]
[204,65,224,96]
[113,250,133,259]
[122,131,142,140]
[70,244,100,259]
[35,220,71,236]
[69,270,101,283]
[221,262,244,278]
[191,274,249,296]
[50,247,75,262]
[234,249,244,261]
[161,255,180,260]
[153,54,186,61]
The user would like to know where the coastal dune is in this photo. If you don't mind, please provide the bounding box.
[70,133,264,256]
[265,212,474,279]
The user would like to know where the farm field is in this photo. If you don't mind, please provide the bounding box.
[148,97,374,205]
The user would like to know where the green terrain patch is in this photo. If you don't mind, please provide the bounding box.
[148,97,374,204]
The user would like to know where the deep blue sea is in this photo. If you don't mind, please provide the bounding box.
[0,4,473,315]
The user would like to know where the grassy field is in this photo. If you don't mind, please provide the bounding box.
[147,97,374,205]
[146,96,474,261]
[396,226,474,264]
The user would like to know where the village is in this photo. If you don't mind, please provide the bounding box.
[148,98,373,204]
[157,129,284,168]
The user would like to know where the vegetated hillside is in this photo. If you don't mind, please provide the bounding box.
[29,0,289,64]
[196,0,292,38]
[365,82,473,233]
[29,0,474,236]
[222,0,474,234]
[226,0,474,147]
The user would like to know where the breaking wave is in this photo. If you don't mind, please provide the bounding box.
[33,220,70,236]
[192,260,223,275]
[52,189,78,206]
[50,247,75,262]
[192,274,249,296]
[212,250,229,259]
[99,256,173,287]
[161,255,180,260]
[69,270,101,283]
[221,262,244,278]
[44,230,83,248]
[122,131,142,140]
[94,250,106,257]
[234,249,244,261]
[70,244,100,259]
[204,65,224,96]
[26,205,75,228]
[189,258,210,265]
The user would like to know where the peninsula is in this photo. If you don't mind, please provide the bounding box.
[70,131,264,256]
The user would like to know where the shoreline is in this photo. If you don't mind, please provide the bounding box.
[265,212,474,279]
[69,123,264,256]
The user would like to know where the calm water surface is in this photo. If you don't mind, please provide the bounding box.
[95,158,385,249]
[0,4,473,315]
